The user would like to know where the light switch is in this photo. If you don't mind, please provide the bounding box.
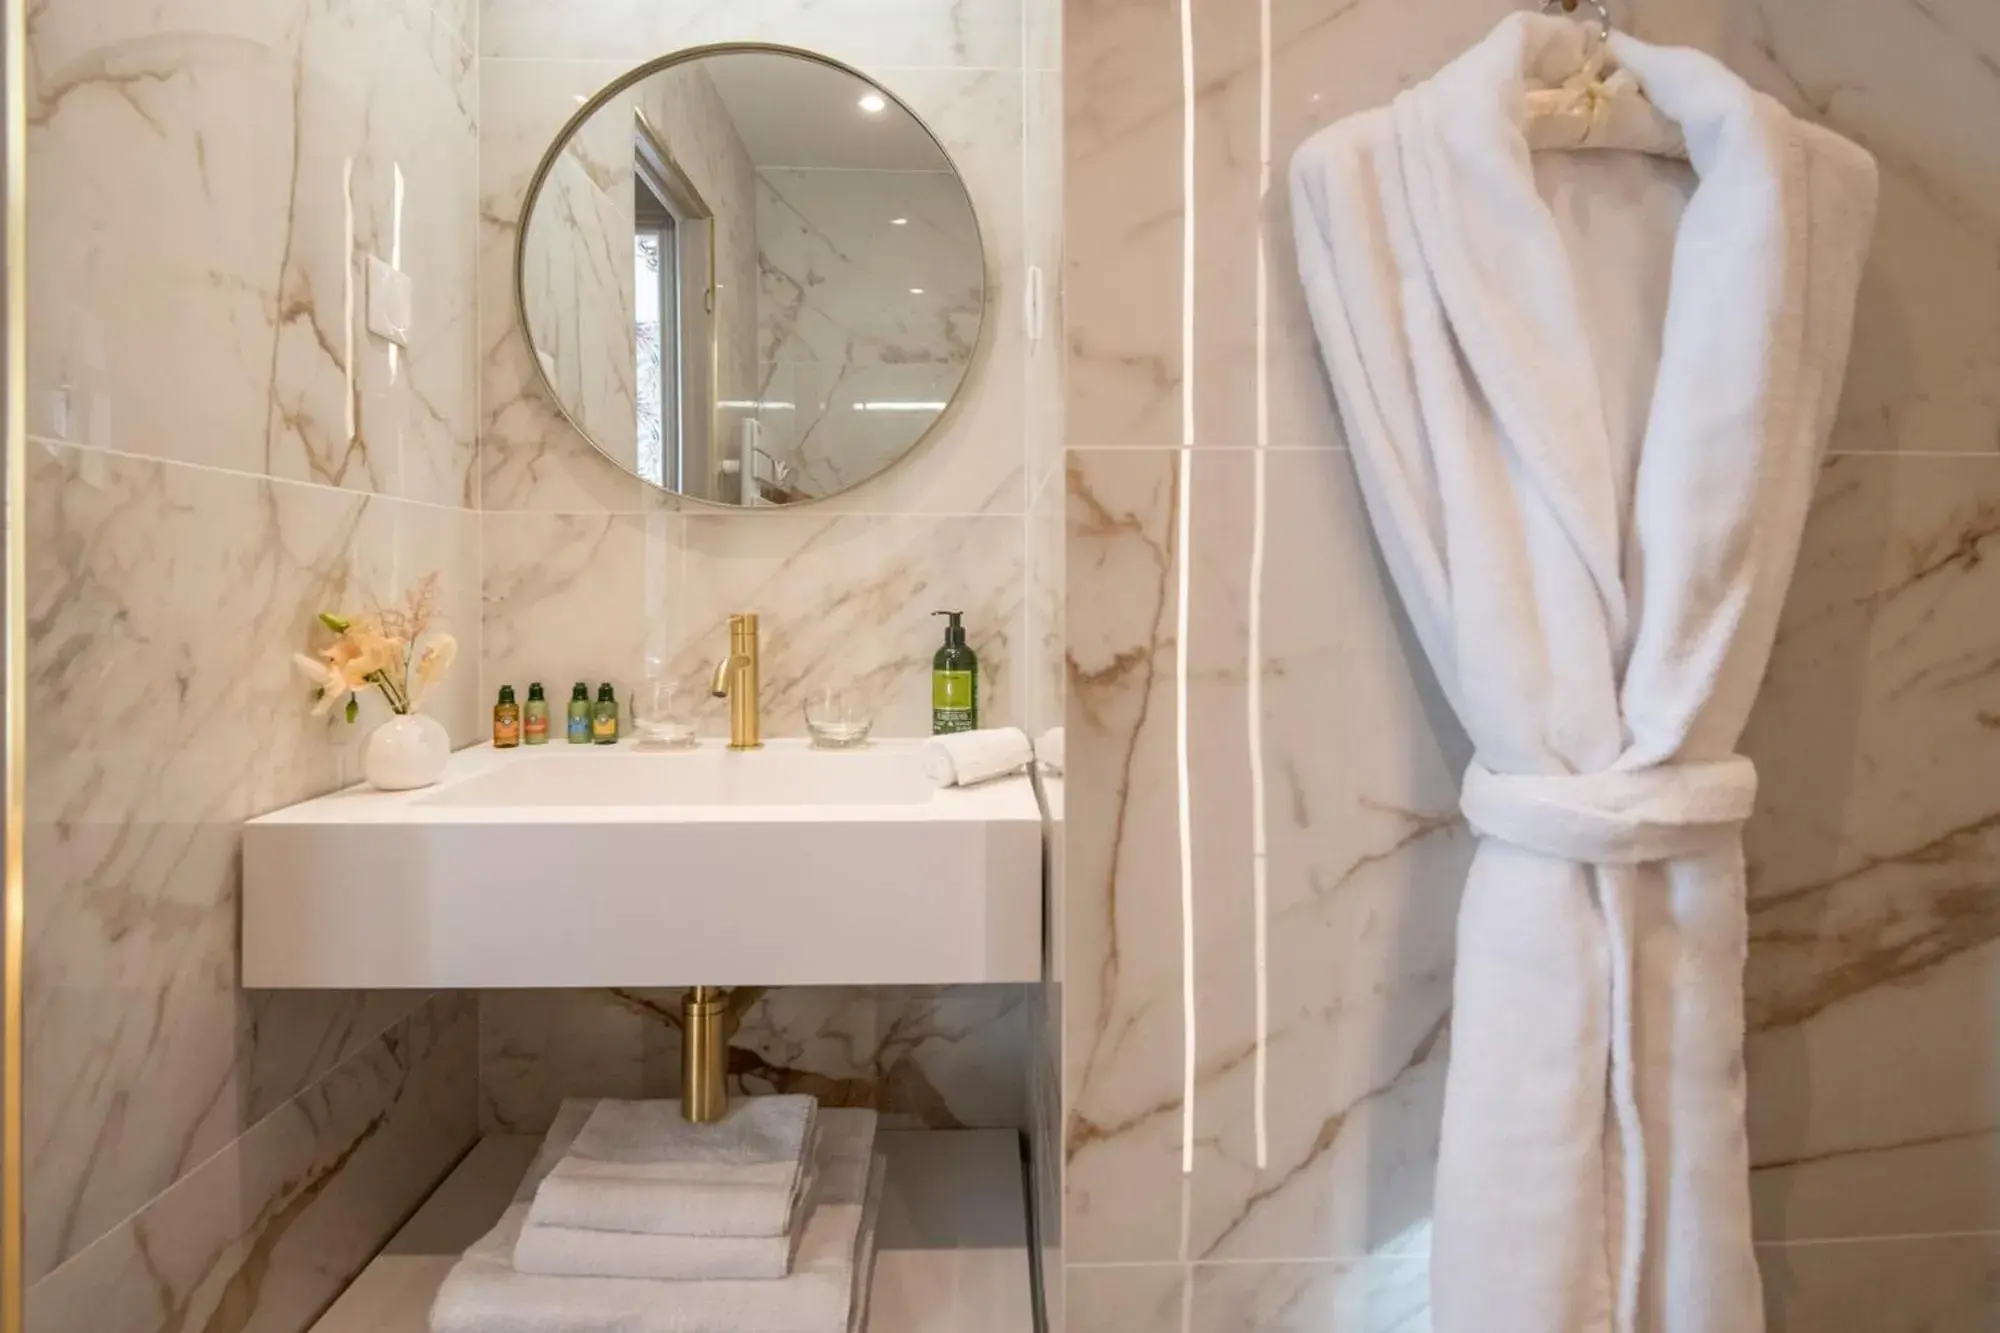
[367,255,413,347]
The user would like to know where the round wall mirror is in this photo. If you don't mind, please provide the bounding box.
[516,46,988,506]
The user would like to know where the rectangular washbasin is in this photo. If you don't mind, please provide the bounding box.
[242,739,1043,990]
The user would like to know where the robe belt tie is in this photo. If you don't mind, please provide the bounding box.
[1459,755,1757,1333]
[1459,756,1759,865]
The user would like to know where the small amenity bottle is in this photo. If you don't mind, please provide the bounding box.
[567,682,592,744]
[493,685,521,748]
[932,611,979,734]
[523,682,550,745]
[592,683,621,744]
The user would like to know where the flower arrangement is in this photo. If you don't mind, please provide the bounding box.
[296,574,457,723]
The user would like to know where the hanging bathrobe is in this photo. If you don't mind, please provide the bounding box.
[1290,14,1876,1333]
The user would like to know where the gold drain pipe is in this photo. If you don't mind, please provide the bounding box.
[681,986,732,1123]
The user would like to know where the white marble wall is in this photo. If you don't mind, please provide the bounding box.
[478,986,1032,1134]
[22,0,483,1327]
[1062,0,2000,1329]
[475,0,1061,1158]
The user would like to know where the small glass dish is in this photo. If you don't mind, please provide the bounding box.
[633,677,699,750]
[803,687,874,749]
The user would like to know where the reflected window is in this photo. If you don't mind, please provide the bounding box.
[634,120,711,490]
[634,229,671,486]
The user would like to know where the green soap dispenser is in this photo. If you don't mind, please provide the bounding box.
[932,611,979,734]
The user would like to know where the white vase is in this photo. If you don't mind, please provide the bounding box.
[363,713,450,791]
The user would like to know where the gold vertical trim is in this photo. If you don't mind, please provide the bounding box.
[2,0,26,1319]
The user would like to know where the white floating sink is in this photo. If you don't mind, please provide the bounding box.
[243,740,1043,990]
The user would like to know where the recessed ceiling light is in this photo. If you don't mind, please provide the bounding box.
[890,217,909,226]
[857,93,888,114]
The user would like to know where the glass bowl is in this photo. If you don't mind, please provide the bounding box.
[633,677,699,750]
[803,687,874,749]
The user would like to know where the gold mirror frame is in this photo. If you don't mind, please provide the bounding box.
[512,42,992,508]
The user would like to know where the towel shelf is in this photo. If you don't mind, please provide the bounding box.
[309,1129,1038,1333]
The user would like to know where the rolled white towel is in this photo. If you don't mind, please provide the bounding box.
[526,1095,817,1238]
[512,1113,876,1282]
[922,727,1033,788]
[1034,727,1065,775]
[431,1128,887,1333]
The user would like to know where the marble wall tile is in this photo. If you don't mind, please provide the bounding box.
[432,0,479,54]
[1066,1264,1188,1333]
[1065,0,1519,451]
[480,0,1026,69]
[1025,65,1065,498]
[24,441,482,1280]
[1187,1258,1431,1332]
[1741,454,2000,1241]
[1027,0,1061,73]
[479,986,1031,1134]
[669,511,1025,738]
[1026,467,1067,742]
[28,0,479,502]
[1070,1259,1432,1333]
[479,507,683,706]
[388,500,485,745]
[1063,448,1468,1267]
[1756,1237,2000,1333]
[26,992,478,1333]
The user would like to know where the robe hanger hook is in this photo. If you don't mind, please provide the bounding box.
[1540,0,1613,40]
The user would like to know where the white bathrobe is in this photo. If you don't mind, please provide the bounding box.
[1290,15,1876,1333]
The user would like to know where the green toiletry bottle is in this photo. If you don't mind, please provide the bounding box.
[567,682,592,744]
[523,682,550,745]
[932,611,979,735]
[592,683,621,745]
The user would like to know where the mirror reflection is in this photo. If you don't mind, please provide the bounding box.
[519,50,987,505]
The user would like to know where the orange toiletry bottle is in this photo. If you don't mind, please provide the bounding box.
[493,685,522,748]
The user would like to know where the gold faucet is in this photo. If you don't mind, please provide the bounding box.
[709,613,762,750]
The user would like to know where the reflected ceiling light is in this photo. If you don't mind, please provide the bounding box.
[852,400,946,412]
[908,287,925,294]
[890,217,909,226]
[857,92,888,114]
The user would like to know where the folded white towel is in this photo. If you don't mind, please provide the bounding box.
[512,1114,871,1281]
[430,1134,887,1333]
[1034,727,1065,775]
[922,727,1033,788]
[528,1095,817,1239]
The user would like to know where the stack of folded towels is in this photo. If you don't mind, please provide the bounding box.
[430,1095,882,1333]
